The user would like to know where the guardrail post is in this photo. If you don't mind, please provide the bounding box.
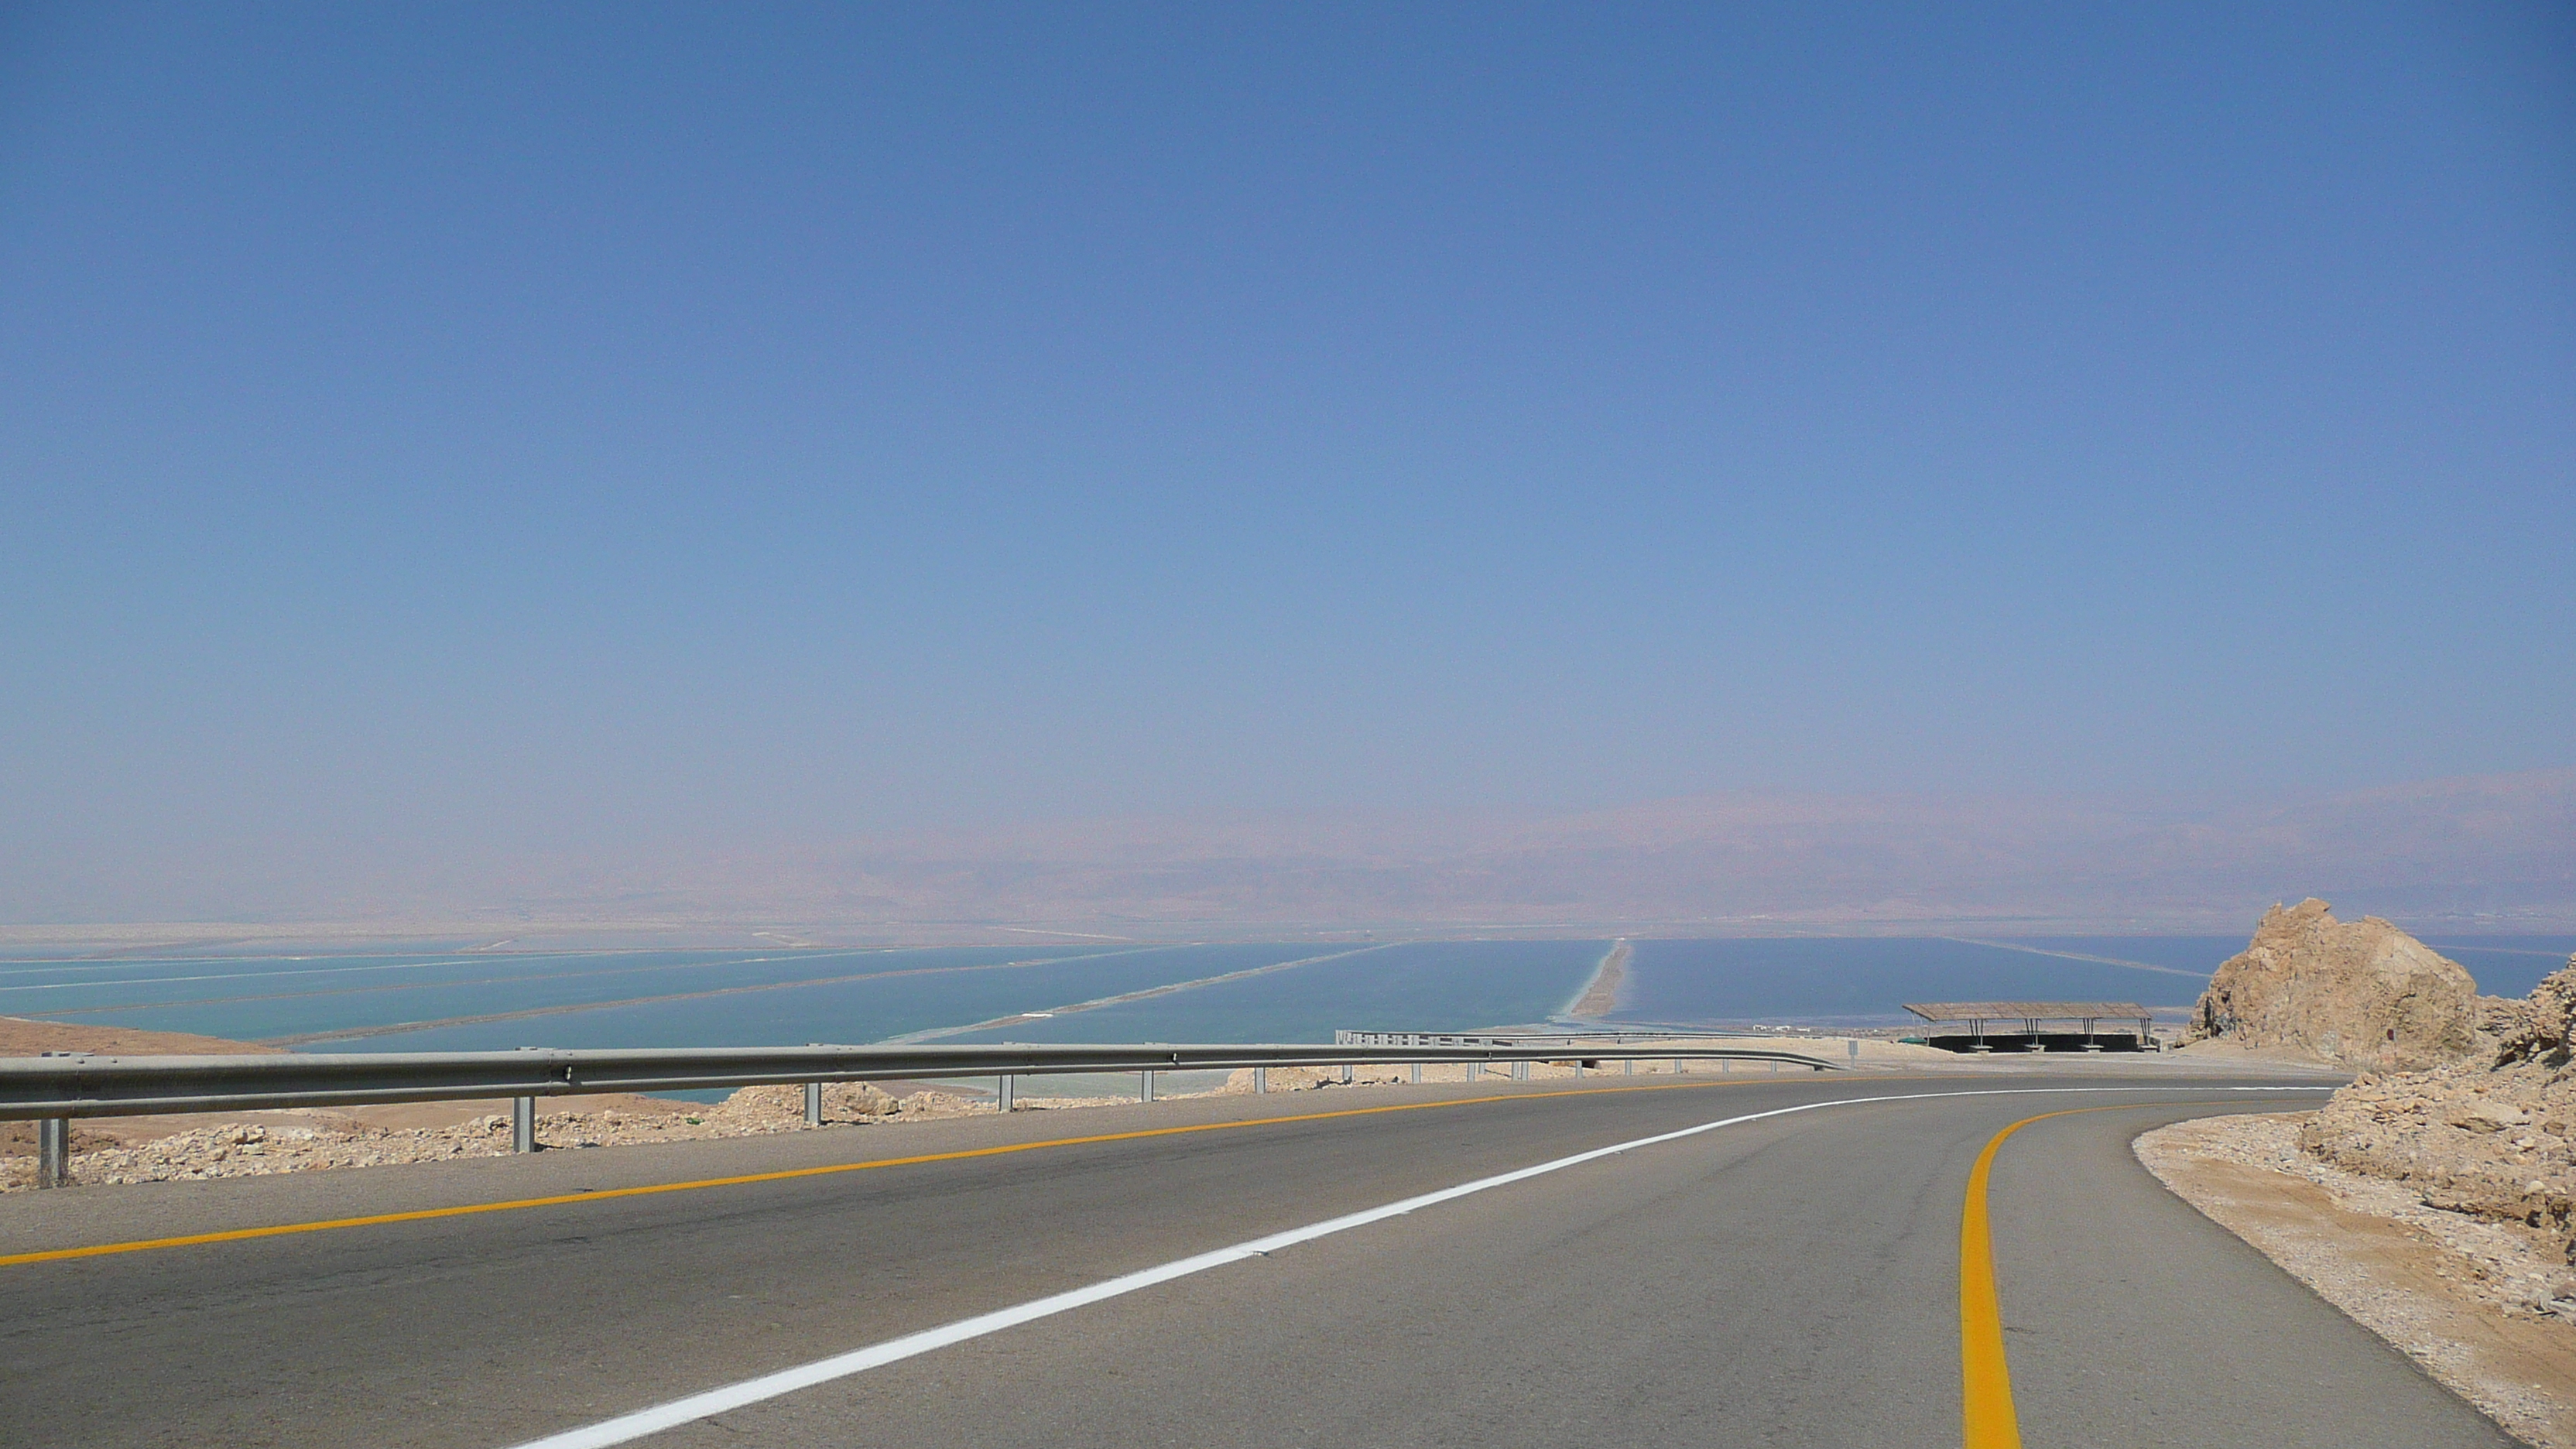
[1624,1057,1634,1074]
[1848,1039,1861,1063]
[1340,1063,1354,1084]
[36,1116,69,1188]
[1673,1057,1685,1074]
[1512,1060,1529,1081]
[1410,1062,1422,1084]
[804,1081,823,1126]
[1252,1066,1267,1094]
[1465,1061,1480,1082]
[512,1096,536,1153]
[998,1074,1015,1112]
[1140,1070,1155,1103]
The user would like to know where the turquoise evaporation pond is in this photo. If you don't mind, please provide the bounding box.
[0,940,1615,1103]
[0,947,1078,1039]
[346,942,1373,1053]
[1612,937,2236,1026]
[932,939,1611,1100]
[0,944,1222,1047]
[0,940,1615,1052]
[938,940,1614,1047]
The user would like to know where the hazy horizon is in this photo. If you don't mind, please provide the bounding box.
[4,766,2567,944]
[5,6,2568,937]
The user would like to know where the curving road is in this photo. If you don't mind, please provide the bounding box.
[0,1070,2518,1448]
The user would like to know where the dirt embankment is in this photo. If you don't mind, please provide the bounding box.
[0,1018,282,1058]
[0,1018,284,1161]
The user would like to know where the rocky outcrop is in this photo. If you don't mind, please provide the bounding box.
[2189,899,2489,1069]
[2300,956,2576,1262]
[2491,967,2576,1068]
[2190,902,2576,1259]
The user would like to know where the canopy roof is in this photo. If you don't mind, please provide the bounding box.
[1903,1001,2153,1023]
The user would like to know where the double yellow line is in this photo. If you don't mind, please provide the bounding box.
[1960,1103,2190,1449]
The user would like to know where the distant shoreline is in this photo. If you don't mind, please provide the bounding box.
[12,916,2568,960]
[1565,940,1631,1019]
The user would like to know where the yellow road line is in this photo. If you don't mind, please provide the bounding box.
[3,1076,1782,1270]
[1959,1102,2190,1449]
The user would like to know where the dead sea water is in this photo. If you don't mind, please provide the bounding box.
[12,933,2559,1067]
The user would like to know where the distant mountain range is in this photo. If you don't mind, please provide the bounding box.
[704,767,2576,936]
[7,769,2569,949]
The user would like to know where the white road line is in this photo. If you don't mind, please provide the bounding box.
[502,1083,2331,1449]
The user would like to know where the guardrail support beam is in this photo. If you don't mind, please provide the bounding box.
[1410,1062,1422,1084]
[0,1043,1845,1129]
[804,1081,823,1127]
[36,1115,68,1188]
[997,1074,1015,1112]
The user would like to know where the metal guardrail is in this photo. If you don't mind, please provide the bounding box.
[1336,1029,1740,1048]
[4,1038,1839,1187]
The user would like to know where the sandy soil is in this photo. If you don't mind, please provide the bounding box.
[0,1017,283,1057]
[2139,1111,2576,1447]
[2171,1037,2337,1067]
[1567,940,1629,1019]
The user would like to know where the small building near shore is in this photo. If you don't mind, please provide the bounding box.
[1903,1001,2156,1053]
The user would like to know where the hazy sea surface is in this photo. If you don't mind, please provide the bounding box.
[2420,938,2576,998]
[8,935,2564,1064]
[1612,937,2230,1028]
[930,938,1615,1099]
[0,944,1331,1050]
[939,940,1611,1046]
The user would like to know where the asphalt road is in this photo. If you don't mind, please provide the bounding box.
[0,1068,2519,1448]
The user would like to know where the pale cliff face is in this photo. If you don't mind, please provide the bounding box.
[2191,899,2482,1069]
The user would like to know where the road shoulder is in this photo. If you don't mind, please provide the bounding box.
[2139,1111,2576,1447]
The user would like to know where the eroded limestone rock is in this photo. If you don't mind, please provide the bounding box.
[2300,957,2576,1262]
[2189,899,2485,1069]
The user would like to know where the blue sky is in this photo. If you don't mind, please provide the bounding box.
[2,4,2570,889]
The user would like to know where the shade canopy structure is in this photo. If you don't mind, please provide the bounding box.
[1902,1001,2156,1049]
[1903,1002,2154,1024]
